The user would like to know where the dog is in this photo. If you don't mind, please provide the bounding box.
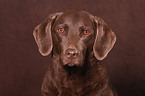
[33,10,117,96]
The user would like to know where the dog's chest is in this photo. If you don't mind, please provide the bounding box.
[62,75,85,92]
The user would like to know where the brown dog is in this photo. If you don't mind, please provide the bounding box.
[33,10,116,96]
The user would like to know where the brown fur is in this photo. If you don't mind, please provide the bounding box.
[33,10,117,96]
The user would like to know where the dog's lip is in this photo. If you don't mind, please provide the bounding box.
[64,62,75,66]
[64,59,75,66]
[63,58,81,67]
[67,63,75,67]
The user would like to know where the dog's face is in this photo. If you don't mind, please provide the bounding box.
[52,11,95,66]
[33,11,116,67]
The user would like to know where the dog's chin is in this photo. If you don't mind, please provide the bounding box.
[66,63,76,67]
[63,63,80,72]
[63,63,79,67]
[63,62,86,75]
[61,57,84,67]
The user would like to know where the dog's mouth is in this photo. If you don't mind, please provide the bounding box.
[63,61,78,67]
[64,63,77,68]
[61,54,84,67]
[63,60,82,67]
[63,63,80,74]
[63,62,86,75]
[66,63,75,67]
[62,57,81,67]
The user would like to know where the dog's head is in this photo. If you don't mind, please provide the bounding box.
[33,10,116,67]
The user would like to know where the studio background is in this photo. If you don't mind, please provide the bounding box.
[0,0,145,96]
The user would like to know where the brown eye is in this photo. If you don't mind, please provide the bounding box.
[58,28,64,33]
[83,30,89,35]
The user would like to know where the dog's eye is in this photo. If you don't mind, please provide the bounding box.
[83,30,90,35]
[58,28,64,33]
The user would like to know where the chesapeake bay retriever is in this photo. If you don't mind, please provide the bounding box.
[33,10,117,96]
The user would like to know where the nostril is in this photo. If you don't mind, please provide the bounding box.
[66,53,71,58]
[73,52,78,57]
[66,49,78,58]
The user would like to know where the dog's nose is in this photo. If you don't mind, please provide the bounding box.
[65,49,78,59]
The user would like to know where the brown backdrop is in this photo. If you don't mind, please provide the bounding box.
[0,0,145,96]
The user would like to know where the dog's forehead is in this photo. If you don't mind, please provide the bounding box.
[56,11,93,26]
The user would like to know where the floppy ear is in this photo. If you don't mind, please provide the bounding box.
[93,16,116,60]
[33,12,62,56]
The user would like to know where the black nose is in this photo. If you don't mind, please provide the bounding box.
[65,49,78,59]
